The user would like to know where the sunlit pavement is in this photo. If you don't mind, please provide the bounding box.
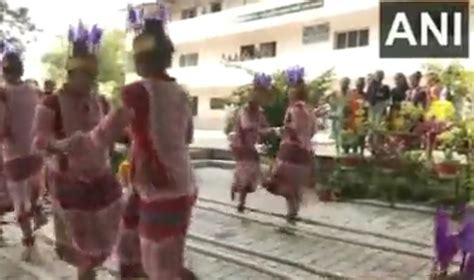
[0,130,444,279]
[193,129,337,156]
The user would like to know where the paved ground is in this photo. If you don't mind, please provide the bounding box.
[0,132,446,279]
[194,167,434,246]
[192,129,339,157]
[0,167,438,279]
[0,214,282,280]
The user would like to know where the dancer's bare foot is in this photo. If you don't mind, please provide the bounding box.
[286,213,298,225]
[78,268,96,280]
[237,205,245,213]
[0,233,6,247]
[33,210,47,230]
[21,245,42,264]
[182,267,198,280]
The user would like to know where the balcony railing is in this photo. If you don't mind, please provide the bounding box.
[239,0,324,22]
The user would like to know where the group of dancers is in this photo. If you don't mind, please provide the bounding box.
[0,9,197,280]
[228,68,323,224]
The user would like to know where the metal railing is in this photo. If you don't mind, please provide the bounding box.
[238,0,324,22]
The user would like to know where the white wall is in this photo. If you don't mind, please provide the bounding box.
[171,4,474,85]
[170,8,379,86]
[127,0,474,130]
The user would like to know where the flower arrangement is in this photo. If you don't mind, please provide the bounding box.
[434,124,463,179]
[369,134,406,173]
[437,126,463,161]
[426,100,456,122]
[386,102,424,150]
[399,101,424,131]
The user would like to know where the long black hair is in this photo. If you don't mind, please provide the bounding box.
[133,19,174,76]
[2,52,23,77]
[67,40,98,77]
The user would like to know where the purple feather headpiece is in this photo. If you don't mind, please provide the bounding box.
[459,214,474,253]
[67,21,103,54]
[434,208,458,272]
[285,66,305,87]
[0,39,17,56]
[126,1,169,32]
[127,5,144,31]
[253,73,272,90]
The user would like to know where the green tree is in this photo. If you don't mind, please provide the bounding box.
[41,30,126,99]
[41,39,67,83]
[97,30,126,86]
[0,0,38,51]
[424,61,474,119]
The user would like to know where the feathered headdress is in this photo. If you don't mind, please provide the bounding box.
[66,21,103,74]
[285,66,305,87]
[253,73,272,90]
[127,1,169,32]
[128,1,170,54]
[433,205,474,278]
[0,40,17,56]
[0,39,20,69]
[127,4,145,32]
[434,208,458,273]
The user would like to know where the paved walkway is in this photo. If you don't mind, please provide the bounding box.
[192,129,339,156]
[195,167,434,246]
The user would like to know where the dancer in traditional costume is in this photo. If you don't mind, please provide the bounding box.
[0,148,12,246]
[118,4,197,279]
[32,22,127,279]
[0,44,12,246]
[229,73,273,213]
[263,67,317,224]
[0,51,46,261]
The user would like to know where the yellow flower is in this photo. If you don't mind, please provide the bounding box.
[118,160,130,183]
[426,100,455,121]
[395,119,405,130]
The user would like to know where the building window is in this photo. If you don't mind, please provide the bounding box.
[210,2,222,13]
[359,29,369,46]
[190,96,198,116]
[210,98,227,110]
[179,53,199,67]
[240,45,255,61]
[335,33,347,49]
[302,23,330,44]
[181,7,197,19]
[259,41,277,58]
[334,29,370,49]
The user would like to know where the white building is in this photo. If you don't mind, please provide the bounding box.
[126,0,474,130]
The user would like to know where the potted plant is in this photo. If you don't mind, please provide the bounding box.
[435,127,463,179]
[339,130,364,170]
[369,134,405,173]
[388,101,424,150]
